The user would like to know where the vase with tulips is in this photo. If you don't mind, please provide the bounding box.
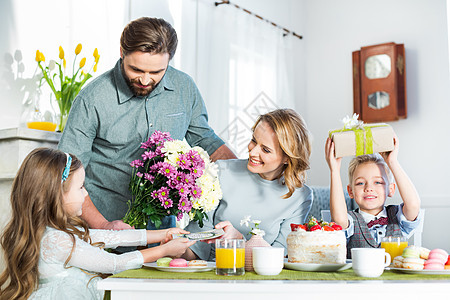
[35,44,100,131]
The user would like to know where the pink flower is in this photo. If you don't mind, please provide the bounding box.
[142,150,156,161]
[136,172,143,178]
[161,198,173,209]
[190,185,202,199]
[177,212,184,221]
[144,173,154,182]
[130,159,144,168]
[178,197,192,212]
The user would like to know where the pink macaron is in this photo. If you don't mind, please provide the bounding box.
[424,258,445,270]
[169,258,188,267]
[428,249,449,264]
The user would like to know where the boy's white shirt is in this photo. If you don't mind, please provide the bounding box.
[344,204,424,245]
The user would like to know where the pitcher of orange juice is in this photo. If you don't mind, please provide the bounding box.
[215,239,245,275]
[380,236,408,261]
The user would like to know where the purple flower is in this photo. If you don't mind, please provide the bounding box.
[161,198,173,209]
[144,173,154,183]
[130,159,144,168]
[177,212,184,221]
[157,187,170,201]
[190,185,202,199]
[140,131,173,149]
[178,184,190,197]
[136,172,143,178]
[178,197,192,212]
[142,150,156,161]
[176,153,192,170]
[153,162,177,179]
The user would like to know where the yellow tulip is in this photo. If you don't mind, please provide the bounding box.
[93,63,98,72]
[35,50,45,62]
[79,57,86,68]
[63,58,67,69]
[59,46,65,60]
[93,48,99,59]
[75,43,82,55]
[95,54,100,63]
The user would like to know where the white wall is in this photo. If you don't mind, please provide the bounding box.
[302,0,450,251]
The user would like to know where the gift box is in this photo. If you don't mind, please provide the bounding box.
[329,123,395,158]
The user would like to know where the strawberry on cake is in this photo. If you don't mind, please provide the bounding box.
[287,216,346,264]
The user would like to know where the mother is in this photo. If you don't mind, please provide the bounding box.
[184,108,313,260]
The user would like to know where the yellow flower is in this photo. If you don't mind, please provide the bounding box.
[93,48,99,59]
[59,46,65,60]
[79,57,86,68]
[63,58,67,69]
[35,50,45,62]
[93,63,98,72]
[95,54,100,63]
[75,43,82,55]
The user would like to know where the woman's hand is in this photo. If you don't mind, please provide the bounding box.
[325,137,342,172]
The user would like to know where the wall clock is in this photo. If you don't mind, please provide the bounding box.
[352,42,407,123]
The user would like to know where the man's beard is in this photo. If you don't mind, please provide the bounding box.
[121,62,157,97]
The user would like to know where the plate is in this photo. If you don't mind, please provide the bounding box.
[283,258,352,272]
[390,267,450,275]
[172,228,225,241]
[143,261,216,273]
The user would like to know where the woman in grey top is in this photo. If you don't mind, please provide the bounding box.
[184,109,313,260]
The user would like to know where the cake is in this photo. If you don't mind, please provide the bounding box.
[287,217,346,264]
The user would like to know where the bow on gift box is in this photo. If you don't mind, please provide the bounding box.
[329,114,389,156]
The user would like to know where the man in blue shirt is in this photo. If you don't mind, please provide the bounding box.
[58,17,235,230]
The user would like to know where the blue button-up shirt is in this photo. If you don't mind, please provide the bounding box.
[58,59,224,221]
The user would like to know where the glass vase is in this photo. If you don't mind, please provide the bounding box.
[22,90,57,131]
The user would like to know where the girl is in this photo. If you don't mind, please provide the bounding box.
[0,148,195,300]
[184,109,313,260]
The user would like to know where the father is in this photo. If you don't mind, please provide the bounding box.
[58,17,235,230]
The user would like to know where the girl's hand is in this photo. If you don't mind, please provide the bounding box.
[163,227,190,243]
[325,137,342,172]
[209,221,244,244]
[381,135,399,167]
[162,238,197,258]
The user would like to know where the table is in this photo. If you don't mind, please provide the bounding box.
[98,268,450,300]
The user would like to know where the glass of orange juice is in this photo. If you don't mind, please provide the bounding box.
[380,236,408,262]
[215,239,245,275]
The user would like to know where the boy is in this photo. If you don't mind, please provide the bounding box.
[325,136,422,258]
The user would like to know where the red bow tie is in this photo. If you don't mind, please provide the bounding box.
[367,217,388,228]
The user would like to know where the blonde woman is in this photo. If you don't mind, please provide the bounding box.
[0,148,194,300]
[184,109,313,260]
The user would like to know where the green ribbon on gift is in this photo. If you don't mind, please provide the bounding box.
[329,124,387,156]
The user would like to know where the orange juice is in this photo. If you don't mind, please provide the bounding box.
[27,121,57,132]
[381,241,408,259]
[216,248,245,269]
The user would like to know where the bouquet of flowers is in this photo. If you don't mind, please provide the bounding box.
[35,44,100,131]
[123,131,223,229]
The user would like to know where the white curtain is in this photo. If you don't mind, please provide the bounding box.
[180,0,296,158]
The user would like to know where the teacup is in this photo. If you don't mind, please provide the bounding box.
[252,247,284,275]
[351,248,391,277]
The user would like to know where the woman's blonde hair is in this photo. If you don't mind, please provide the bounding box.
[0,148,95,300]
[253,109,311,199]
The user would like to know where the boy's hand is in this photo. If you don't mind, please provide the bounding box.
[381,135,399,167]
[325,137,342,172]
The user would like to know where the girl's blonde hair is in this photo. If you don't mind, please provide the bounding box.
[0,148,94,300]
[348,153,393,186]
[253,109,311,199]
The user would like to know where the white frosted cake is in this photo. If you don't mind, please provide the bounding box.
[287,230,346,264]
